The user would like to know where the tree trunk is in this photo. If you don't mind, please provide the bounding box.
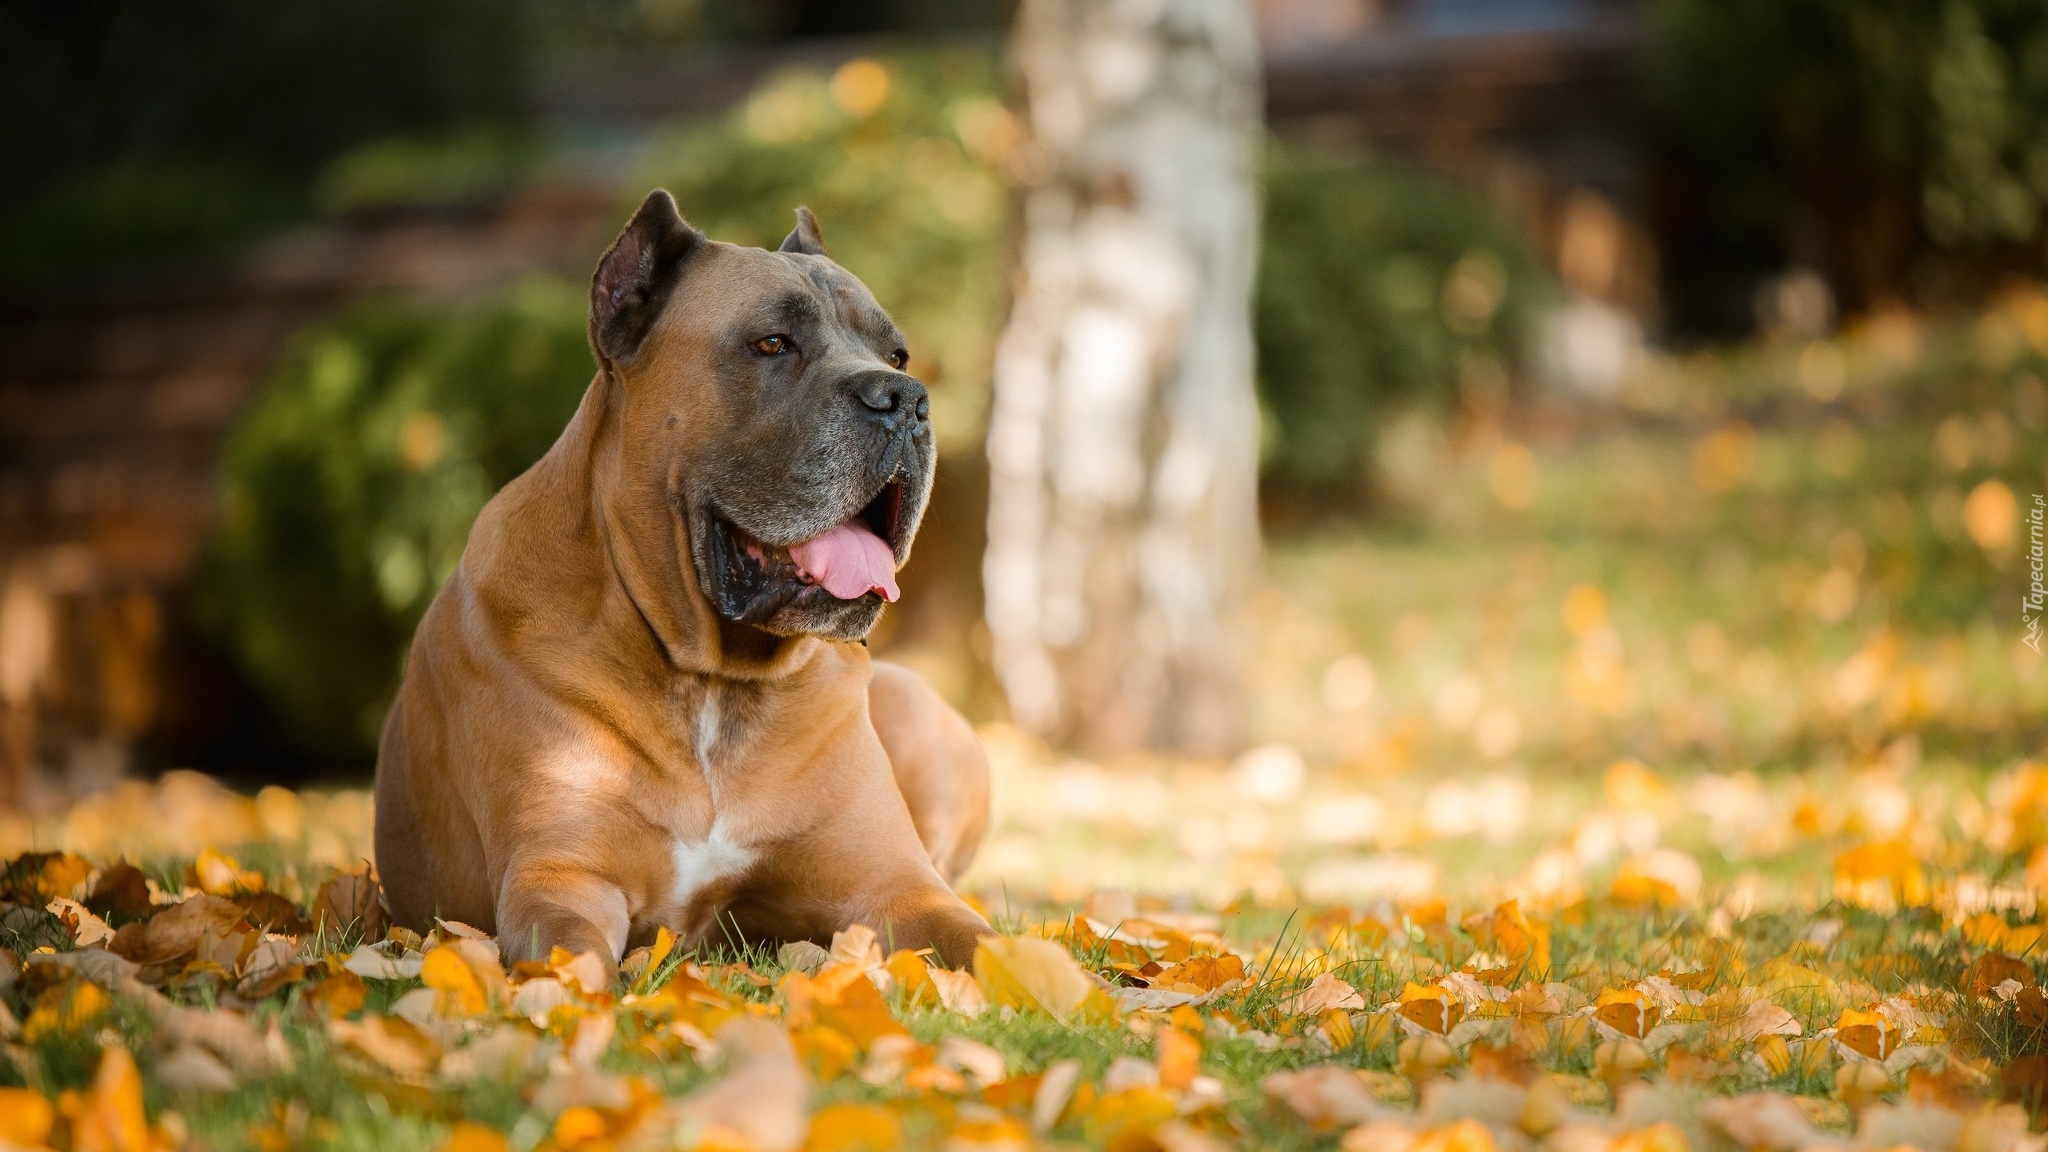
[984,0,1263,756]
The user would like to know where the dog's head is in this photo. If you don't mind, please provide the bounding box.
[588,189,933,643]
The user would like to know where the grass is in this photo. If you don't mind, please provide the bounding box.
[6,295,2048,1149]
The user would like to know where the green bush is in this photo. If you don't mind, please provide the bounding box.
[1649,0,2048,322]
[204,280,593,752]
[1255,145,1554,495]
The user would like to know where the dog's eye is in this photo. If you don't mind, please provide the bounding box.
[888,349,908,370]
[753,335,790,355]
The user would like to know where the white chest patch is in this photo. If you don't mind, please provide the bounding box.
[693,690,722,768]
[669,825,753,912]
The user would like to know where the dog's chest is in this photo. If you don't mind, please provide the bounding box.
[661,685,758,925]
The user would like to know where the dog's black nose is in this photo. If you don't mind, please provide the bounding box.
[847,370,929,429]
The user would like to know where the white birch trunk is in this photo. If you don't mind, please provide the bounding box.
[984,0,1263,755]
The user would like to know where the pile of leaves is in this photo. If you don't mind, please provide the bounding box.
[8,758,2048,1152]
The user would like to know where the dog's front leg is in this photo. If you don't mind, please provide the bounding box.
[495,858,631,965]
[860,882,994,969]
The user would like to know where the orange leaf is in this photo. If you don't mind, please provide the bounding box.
[1965,953,2037,998]
[804,1102,902,1152]
[1595,989,1659,1039]
[1156,1027,1201,1090]
[309,970,368,1019]
[63,1047,160,1152]
[1834,1008,1899,1061]
[0,1088,55,1147]
[1398,983,1463,1035]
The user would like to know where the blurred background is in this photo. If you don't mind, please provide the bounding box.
[4,0,2048,901]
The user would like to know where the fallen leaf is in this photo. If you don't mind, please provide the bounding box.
[311,866,387,941]
[47,897,116,947]
[1964,952,2037,998]
[332,1014,441,1079]
[191,848,265,896]
[62,1046,170,1152]
[1286,972,1367,1017]
[975,936,1095,1020]
[155,1044,239,1094]
[310,970,368,1019]
[805,1102,902,1152]
[1594,988,1659,1040]
[107,893,246,967]
[1396,983,1462,1035]
[0,1087,54,1146]
[343,942,423,981]
[1264,1065,1389,1130]
[85,862,153,920]
[670,1017,808,1152]
[1834,1007,1900,1061]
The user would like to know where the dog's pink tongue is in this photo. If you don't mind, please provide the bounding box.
[790,522,900,602]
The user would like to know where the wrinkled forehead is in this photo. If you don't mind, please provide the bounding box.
[672,242,899,346]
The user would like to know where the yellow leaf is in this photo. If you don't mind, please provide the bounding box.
[1833,840,1927,909]
[791,1025,860,1080]
[883,949,934,1005]
[1156,1027,1201,1090]
[24,979,108,1044]
[1755,1034,1793,1077]
[1080,1086,1178,1152]
[804,1102,901,1152]
[1609,1121,1690,1152]
[192,848,265,896]
[1611,850,1703,909]
[422,947,490,1017]
[64,1047,159,1152]
[438,1122,510,1152]
[1320,1008,1357,1050]
[554,1106,607,1149]
[0,1088,54,1147]
[642,927,677,985]
[975,936,1093,1019]
[1414,1118,1500,1152]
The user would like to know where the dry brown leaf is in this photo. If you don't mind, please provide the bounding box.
[154,1043,239,1094]
[311,866,387,941]
[86,862,153,920]
[108,893,247,967]
[332,1014,441,1080]
[46,897,116,947]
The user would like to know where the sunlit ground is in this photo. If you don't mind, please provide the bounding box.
[7,298,2048,1149]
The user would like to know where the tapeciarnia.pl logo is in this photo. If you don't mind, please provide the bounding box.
[2028,493,2045,654]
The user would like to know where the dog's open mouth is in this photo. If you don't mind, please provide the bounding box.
[705,478,906,625]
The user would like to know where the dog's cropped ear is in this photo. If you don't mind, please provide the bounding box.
[777,207,828,257]
[590,189,703,369]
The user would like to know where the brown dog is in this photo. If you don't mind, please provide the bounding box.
[373,190,992,967]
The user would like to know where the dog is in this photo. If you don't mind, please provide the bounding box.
[373,189,993,968]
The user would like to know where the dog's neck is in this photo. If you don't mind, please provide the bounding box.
[542,371,829,683]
